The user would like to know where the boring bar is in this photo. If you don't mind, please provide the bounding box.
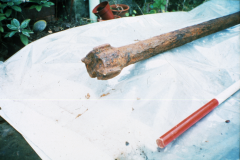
[82,11,240,80]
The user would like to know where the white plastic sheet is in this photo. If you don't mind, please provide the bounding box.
[0,0,240,159]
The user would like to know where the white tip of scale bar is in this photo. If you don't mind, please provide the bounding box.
[215,80,240,105]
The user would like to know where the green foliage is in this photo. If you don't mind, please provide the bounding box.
[7,24,17,30]
[20,34,28,45]
[0,1,23,39]
[133,0,145,8]
[11,18,20,27]
[149,10,156,14]
[29,1,54,12]
[20,19,30,29]
[125,10,137,17]
[22,29,32,36]
[141,0,206,14]
[0,1,22,16]
[132,10,137,16]
[5,9,12,17]
[9,30,17,37]
[5,18,33,45]
[168,0,206,11]
[29,5,42,11]
[0,25,3,32]
[150,0,166,13]
[0,0,54,47]
[11,5,21,12]
[0,14,6,21]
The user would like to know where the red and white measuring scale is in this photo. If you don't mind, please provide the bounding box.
[156,80,240,148]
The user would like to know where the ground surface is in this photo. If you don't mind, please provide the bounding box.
[0,116,41,160]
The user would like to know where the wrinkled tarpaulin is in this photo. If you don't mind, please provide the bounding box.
[0,0,239,159]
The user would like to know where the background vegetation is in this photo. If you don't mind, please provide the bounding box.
[0,0,207,62]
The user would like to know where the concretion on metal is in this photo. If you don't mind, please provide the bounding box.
[82,11,240,80]
[156,99,219,148]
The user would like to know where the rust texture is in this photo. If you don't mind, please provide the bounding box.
[82,12,240,80]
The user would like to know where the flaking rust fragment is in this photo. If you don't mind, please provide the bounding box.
[82,12,240,80]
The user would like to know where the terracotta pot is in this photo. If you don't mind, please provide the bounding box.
[92,1,114,20]
[98,15,121,22]
[110,4,130,17]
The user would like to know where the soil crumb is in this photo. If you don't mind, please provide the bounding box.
[76,114,82,119]
[85,93,90,99]
[225,120,230,123]
[100,93,110,97]
[75,109,88,119]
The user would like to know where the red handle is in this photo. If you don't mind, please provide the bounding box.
[156,99,219,148]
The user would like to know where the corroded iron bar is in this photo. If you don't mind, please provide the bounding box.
[82,12,240,80]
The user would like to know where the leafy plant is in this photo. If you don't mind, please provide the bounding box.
[0,13,6,22]
[0,0,55,62]
[125,10,137,17]
[150,0,167,13]
[0,13,6,33]
[29,1,54,12]
[5,18,33,45]
[140,0,207,14]
[132,10,137,16]
[0,1,22,35]
[0,22,3,32]
[149,10,156,14]
[167,0,207,11]
[0,1,22,15]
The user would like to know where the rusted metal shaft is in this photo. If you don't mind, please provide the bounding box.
[82,12,240,80]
